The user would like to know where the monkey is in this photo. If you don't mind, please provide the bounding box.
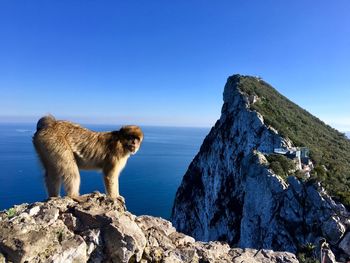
[33,115,143,200]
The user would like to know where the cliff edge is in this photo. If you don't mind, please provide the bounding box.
[0,192,298,263]
[171,75,350,261]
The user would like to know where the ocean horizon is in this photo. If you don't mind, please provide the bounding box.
[0,123,209,219]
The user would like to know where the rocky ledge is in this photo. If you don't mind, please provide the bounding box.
[0,192,298,263]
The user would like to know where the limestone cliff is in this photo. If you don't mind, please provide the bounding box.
[0,192,298,263]
[171,75,350,261]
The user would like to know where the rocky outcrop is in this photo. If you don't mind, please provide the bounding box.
[0,192,298,263]
[171,75,350,261]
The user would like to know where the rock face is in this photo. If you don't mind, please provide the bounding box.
[0,192,298,263]
[171,75,350,260]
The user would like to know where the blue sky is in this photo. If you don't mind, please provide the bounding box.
[0,1,349,130]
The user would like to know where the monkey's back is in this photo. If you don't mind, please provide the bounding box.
[34,119,92,145]
[33,117,114,170]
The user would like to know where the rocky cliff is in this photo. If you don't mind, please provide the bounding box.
[0,192,298,263]
[171,75,350,261]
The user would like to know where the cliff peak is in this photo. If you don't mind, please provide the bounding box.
[172,74,350,262]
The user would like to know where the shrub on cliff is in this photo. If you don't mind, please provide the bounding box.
[266,154,296,180]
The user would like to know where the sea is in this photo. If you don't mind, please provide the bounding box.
[0,123,209,219]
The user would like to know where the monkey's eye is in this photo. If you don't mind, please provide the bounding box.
[126,135,139,141]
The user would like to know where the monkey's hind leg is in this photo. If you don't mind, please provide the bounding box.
[35,144,63,197]
[44,142,81,199]
[45,169,62,197]
[61,158,81,199]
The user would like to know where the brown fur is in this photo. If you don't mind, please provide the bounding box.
[33,115,143,199]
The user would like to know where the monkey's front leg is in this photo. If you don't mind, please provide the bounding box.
[103,166,120,199]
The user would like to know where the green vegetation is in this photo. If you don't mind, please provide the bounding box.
[6,208,16,218]
[297,253,319,263]
[57,229,65,242]
[297,243,319,263]
[266,154,296,180]
[234,75,350,207]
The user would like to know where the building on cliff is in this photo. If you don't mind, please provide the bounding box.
[273,146,311,171]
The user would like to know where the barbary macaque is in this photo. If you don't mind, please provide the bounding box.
[33,115,143,200]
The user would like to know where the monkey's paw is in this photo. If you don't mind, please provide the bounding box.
[107,195,125,204]
[116,195,125,203]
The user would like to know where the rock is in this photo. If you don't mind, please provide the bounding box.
[136,215,176,236]
[0,211,74,263]
[50,235,87,263]
[0,193,298,262]
[169,231,195,246]
[322,248,338,263]
[60,213,79,232]
[230,248,298,263]
[196,242,231,262]
[171,74,348,260]
[28,206,40,216]
[339,232,350,256]
[103,214,147,263]
[322,216,346,245]
[81,229,101,256]
[40,208,60,225]
[0,253,6,263]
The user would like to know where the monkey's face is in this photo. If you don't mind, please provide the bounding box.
[120,125,144,155]
[125,136,142,154]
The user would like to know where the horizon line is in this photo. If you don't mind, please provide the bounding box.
[0,115,349,132]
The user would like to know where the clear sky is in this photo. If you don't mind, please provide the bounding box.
[0,1,349,130]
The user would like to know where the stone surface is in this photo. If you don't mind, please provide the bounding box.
[0,192,298,263]
[104,214,147,263]
[339,232,350,256]
[50,235,87,263]
[0,253,6,263]
[171,74,349,260]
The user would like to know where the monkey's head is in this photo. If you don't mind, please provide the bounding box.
[119,125,144,155]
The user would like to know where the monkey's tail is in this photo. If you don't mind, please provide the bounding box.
[36,115,56,130]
